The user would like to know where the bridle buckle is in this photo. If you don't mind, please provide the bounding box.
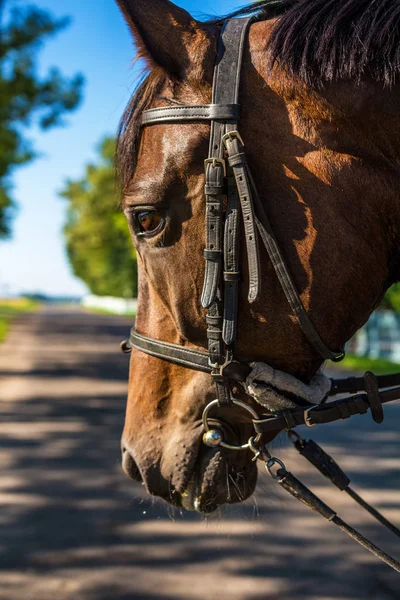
[208,358,238,380]
[304,405,319,428]
[222,130,244,148]
[204,157,227,177]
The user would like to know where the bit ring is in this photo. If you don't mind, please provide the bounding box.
[202,398,262,451]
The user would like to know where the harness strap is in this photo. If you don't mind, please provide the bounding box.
[225,135,260,303]
[223,134,345,361]
[125,328,252,382]
[141,103,240,124]
[291,435,400,537]
[127,329,211,373]
[203,18,253,406]
[330,372,400,395]
[222,172,241,345]
[363,370,384,423]
[275,467,400,573]
[253,385,400,434]
[136,17,345,366]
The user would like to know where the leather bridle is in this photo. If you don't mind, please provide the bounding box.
[122,18,344,402]
[121,18,400,570]
[121,16,400,428]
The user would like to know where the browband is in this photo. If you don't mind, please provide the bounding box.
[141,104,240,125]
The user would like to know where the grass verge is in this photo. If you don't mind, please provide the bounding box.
[0,298,40,343]
[82,306,136,318]
[337,353,400,375]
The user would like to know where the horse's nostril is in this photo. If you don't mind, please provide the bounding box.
[121,445,142,482]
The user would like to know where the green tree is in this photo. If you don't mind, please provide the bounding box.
[61,137,137,298]
[0,1,84,237]
[382,283,400,313]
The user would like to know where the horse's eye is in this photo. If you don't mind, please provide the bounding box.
[134,210,164,236]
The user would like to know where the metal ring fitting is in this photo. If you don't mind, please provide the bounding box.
[266,457,286,480]
[304,405,319,428]
[202,398,262,451]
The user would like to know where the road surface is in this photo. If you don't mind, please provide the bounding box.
[0,306,399,599]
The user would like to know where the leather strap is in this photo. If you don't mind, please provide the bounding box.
[121,16,397,415]
[202,18,252,406]
[329,372,400,396]
[291,435,400,537]
[246,167,345,362]
[125,328,252,382]
[141,104,240,125]
[253,386,400,435]
[225,135,260,303]
[128,329,211,373]
[363,371,384,424]
[222,172,241,345]
[275,467,400,573]
[202,18,251,311]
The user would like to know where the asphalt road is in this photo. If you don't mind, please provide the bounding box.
[0,305,399,599]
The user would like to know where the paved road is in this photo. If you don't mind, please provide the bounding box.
[0,306,399,599]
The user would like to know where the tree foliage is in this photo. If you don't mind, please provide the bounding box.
[382,283,400,314]
[61,138,137,298]
[0,1,84,237]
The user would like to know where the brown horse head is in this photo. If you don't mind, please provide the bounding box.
[116,0,400,513]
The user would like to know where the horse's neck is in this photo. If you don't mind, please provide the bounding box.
[248,21,400,288]
[332,81,400,287]
[238,30,400,362]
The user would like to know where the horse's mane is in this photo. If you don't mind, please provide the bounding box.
[117,0,400,189]
[231,0,400,86]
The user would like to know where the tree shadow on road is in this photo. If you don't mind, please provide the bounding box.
[1,311,399,599]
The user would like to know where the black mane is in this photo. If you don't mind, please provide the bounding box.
[230,0,400,86]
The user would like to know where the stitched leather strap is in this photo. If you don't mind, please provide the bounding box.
[126,328,252,382]
[141,104,240,125]
[225,136,260,303]
[329,372,400,396]
[222,172,241,345]
[275,467,400,572]
[203,18,252,405]
[121,17,372,414]
[128,329,210,373]
[246,164,345,361]
[363,371,384,424]
[202,18,251,311]
[253,386,400,434]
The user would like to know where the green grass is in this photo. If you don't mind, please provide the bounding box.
[336,353,400,375]
[0,319,9,343]
[0,298,40,343]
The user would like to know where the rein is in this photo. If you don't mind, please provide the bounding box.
[121,18,400,572]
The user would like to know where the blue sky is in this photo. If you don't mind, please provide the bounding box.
[0,0,245,297]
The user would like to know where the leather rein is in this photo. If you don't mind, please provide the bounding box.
[121,18,400,571]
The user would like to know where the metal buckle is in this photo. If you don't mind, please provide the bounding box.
[222,130,244,148]
[304,405,319,428]
[204,157,226,177]
[208,358,233,377]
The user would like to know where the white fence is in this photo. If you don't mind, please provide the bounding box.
[348,310,400,362]
[82,295,137,316]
